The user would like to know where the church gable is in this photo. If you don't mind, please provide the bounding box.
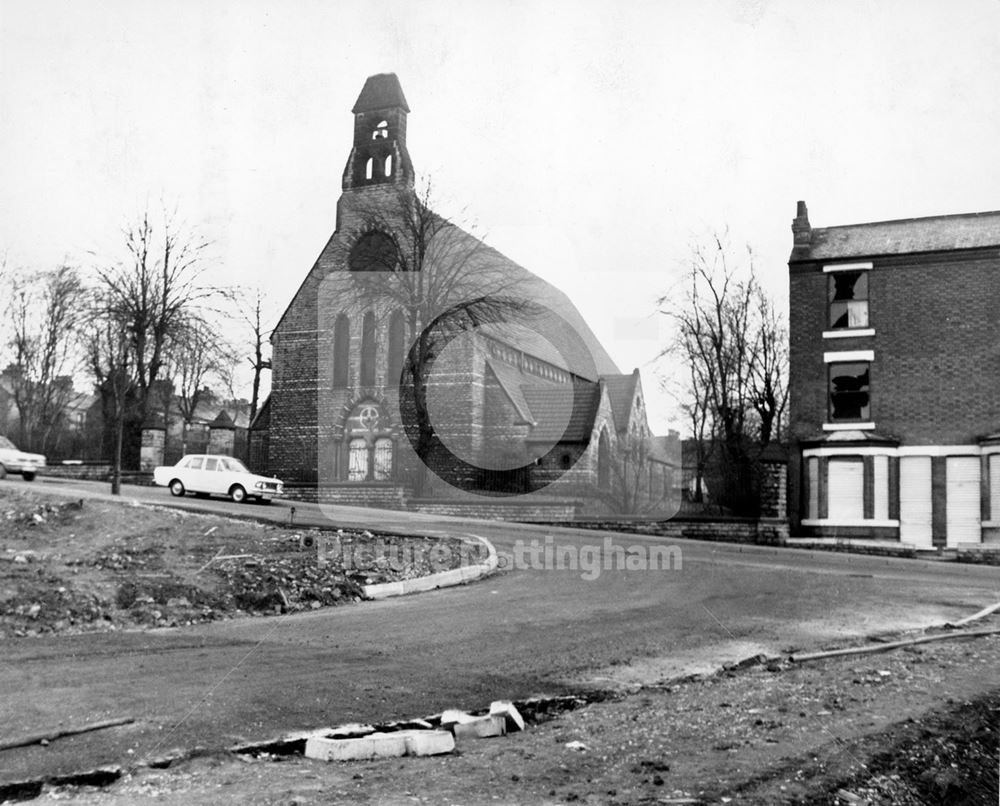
[264,73,675,515]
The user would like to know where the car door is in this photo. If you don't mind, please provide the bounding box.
[179,456,206,493]
[202,457,226,495]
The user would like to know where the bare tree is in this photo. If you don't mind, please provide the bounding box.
[90,207,218,470]
[748,285,789,446]
[659,231,788,513]
[5,266,84,455]
[86,289,136,495]
[337,181,538,493]
[167,315,236,454]
[236,288,272,423]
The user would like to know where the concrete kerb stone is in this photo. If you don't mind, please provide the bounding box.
[363,534,498,600]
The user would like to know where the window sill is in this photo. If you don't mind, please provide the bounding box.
[822,422,876,431]
[823,328,875,339]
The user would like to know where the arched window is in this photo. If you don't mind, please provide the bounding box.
[365,157,374,180]
[360,311,376,387]
[597,429,611,490]
[384,154,393,177]
[333,314,350,388]
[349,231,397,272]
[372,120,388,140]
[387,310,405,384]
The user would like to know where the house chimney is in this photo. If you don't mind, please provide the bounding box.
[791,200,811,258]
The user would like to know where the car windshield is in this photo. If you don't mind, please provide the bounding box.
[0,436,16,450]
[221,458,249,473]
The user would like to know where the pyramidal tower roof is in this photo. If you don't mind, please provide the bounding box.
[352,73,410,113]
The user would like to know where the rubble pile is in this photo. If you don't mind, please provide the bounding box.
[0,486,469,636]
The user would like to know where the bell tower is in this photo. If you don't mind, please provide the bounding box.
[342,73,414,191]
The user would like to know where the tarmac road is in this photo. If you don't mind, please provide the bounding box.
[2,476,998,787]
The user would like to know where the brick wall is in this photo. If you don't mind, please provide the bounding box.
[789,250,1000,445]
[545,516,790,545]
[411,499,581,522]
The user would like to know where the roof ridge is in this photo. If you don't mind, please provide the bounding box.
[816,209,1000,231]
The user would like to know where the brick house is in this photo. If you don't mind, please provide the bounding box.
[255,74,677,513]
[787,201,1000,546]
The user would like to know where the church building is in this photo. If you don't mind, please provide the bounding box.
[251,74,678,517]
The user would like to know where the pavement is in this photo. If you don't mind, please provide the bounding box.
[1,476,999,790]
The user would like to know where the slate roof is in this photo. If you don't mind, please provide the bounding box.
[209,410,236,430]
[522,383,601,443]
[484,358,535,423]
[796,210,1000,262]
[424,223,622,380]
[602,370,639,432]
[352,73,410,113]
[249,396,271,431]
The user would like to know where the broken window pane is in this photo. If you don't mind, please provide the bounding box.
[829,362,871,421]
[828,271,869,328]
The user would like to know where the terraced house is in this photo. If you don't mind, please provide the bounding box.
[787,202,1000,547]
[252,74,678,516]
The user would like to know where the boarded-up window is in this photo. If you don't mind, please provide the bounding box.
[900,456,933,548]
[827,459,864,521]
[946,456,980,547]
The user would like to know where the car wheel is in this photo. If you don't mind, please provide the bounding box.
[0,464,6,480]
[169,479,186,497]
[230,485,247,504]
[22,471,36,482]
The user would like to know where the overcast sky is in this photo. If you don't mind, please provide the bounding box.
[2,0,999,434]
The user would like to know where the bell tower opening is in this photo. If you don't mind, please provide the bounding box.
[343,73,414,191]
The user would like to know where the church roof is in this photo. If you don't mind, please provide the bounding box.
[352,73,410,113]
[602,370,640,432]
[433,226,622,380]
[484,358,535,423]
[523,383,601,443]
[249,396,271,431]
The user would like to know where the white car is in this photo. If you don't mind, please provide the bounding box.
[0,436,46,481]
[153,454,284,503]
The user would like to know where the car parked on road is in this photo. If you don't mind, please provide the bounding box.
[0,436,46,481]
[152,454,284,503]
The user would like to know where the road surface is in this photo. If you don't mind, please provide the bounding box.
[1,476,998,786]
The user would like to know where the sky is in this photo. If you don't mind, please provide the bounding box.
[1,0,999,434]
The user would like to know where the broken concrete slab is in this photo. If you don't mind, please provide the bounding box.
[451,714,507,740]
[305,732,407,761]
[489,700,525,732]
[400,729,455,756]
[304,729,454,762]
[439,708,476,727]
